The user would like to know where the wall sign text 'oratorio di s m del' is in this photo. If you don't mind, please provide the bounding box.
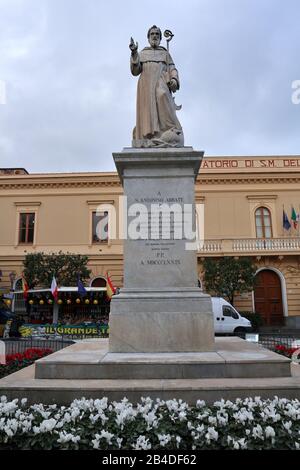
[201,158,300,169]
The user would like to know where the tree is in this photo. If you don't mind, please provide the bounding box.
[23,251,91,288]
[202,257,257,305]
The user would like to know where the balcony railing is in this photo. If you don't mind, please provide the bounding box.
[198,237,300,255]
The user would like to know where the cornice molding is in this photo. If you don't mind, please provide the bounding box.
[1,174,300,190]
[196,176,300,185]
[14,201,42,206]
[246,195,278,200]
[0,180,121,190]
[86,200,115,205]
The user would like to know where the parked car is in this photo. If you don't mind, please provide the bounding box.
[211,297,252,334]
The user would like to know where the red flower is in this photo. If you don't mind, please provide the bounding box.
[286,348,299,357]
[275,345,286,352]
[5,348,53,364]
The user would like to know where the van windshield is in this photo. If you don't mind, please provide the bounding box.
[223,306,239,319]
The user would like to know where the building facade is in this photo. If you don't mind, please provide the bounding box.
[0,155,300,326]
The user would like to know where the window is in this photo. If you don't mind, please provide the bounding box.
[255,207,272,238]
[19,213,35,244]
[91,277,107,287]
[92,211,108,243]
[222,306,239,319]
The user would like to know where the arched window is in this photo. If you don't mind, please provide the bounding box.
[14,277,23,291]
[255,207,272,238]
[90,277,107,288]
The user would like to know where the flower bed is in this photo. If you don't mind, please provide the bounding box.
[274,344,300,359]
[0,396,299,450]
[0,348,53,379]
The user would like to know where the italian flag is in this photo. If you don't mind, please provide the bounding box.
[106,272,116,300]
[51,276,58,302]
[291,207,299,229]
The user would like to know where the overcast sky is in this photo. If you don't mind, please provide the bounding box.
[0,0,299,173]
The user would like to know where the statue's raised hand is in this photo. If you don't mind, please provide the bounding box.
[129,37,138,55]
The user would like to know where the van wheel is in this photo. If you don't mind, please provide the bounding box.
[234,327,246,334]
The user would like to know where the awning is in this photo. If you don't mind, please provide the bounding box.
[14,286,107,295]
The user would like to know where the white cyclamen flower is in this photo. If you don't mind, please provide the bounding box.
[205,427,218,443]
[252,424,264,440]
[132,435,151,450]
[5,418,18,433]
[196,400,206,409]
[99,430,114,445]
[208,416,217,426]
[238,438,248,449]
[265,426,276,438]
[57,431,80,444]
[217,415,228,426]
[196,424,205,434]
[116,437,123,449]
[143,410,158,428]
[4,427,14,437]
[283,421,292,433]
[94,397,108,411]
[176,436,182,448]
[92,438,100,450]
[158,434,172,447]
[39,418,57,433]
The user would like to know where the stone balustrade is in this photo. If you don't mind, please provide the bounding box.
[198,237,300,254]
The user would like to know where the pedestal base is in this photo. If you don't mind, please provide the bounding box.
[109,289,215,353]
[34,338,291,380]
[1,338,298,406]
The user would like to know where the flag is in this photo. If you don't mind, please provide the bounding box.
[283,210,291,231]
[106,272,116,300]
[291,206,299,229]
[22,276,29,300]
[51,276,58,301]
[77,274,87,297]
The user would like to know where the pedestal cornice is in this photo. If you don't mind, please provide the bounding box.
[113,147,204,184]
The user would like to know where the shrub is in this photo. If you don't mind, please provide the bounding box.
[240,312,264,331]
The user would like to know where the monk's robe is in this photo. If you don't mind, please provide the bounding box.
[131,46,182,141]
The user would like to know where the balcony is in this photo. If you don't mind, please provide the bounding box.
[198,237,300,256]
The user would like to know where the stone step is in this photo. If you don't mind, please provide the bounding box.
[34,337,291,380]
[1,363,300,406]
[0,338,297,406]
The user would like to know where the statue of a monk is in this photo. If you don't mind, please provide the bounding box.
[129,25,184,148]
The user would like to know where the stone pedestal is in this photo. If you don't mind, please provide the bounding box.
[109,147,215,353]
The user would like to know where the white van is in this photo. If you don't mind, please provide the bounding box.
[211,297,252,334]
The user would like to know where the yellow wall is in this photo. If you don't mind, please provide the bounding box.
[1,155,300,319]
